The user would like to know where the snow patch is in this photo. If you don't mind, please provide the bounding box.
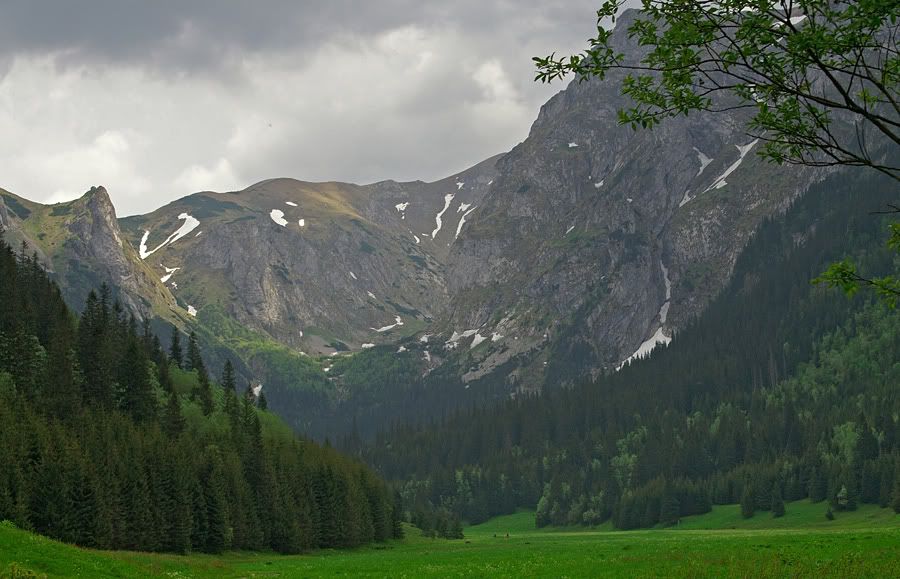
[447,329,478,347]
[693,147,713,176]
[285,201,298,207]
[491,332,503,342]
[187,305,198,317]
[139,213,200,259]
[594,180,604,189]
[413,234,420,244]
[618,260,672,369]
[568,142,579,148]
[349,271,357,280]
[705,139,759,192]
[457,202,472,213]
[298,219,306,227]
[565,225,575,235]
[269,209,288,226]
[397,346,407,353]
[419,334,430,343]
[372,316,403,333]
[139,231,151,259]
[431,193,455,238]
[395,202,409,219]
[367,291,377,300]
[195,231,202,237]
[361,343,375,349]
[323,367,331,373]
[160,265,180,283]
[454,206,477,240]
[252,383,263,397]
[455,181,465,190]
[470,333,487,348]
[423,350,432,362]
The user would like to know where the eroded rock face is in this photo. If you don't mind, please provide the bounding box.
[439,12,824,385]
[1,186,176,320]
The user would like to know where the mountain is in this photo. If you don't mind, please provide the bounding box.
[0,9,872,438]
[366,166,900,529]
[0,186,178,322]
[116,156,499,355]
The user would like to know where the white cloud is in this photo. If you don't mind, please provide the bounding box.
[174,158,238,193]
[0,2,608,216]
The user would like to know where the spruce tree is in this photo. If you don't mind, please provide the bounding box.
[740,486,755,519]
[221,359,236,392]
[186,332,202,373]
[257,391,268,411]
[771,487,785,518]
[202,446,230,554]
[891,474,900,514]
[118,339,156,422]
[169,326,183,369]
[659,485,680,526]
[165,390,185,438]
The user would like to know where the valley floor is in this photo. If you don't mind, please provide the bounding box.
[1,502,898,578]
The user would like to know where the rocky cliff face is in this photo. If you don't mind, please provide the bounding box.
[0,186,177,321]
[117,157,498,354]
[436,12,826,387]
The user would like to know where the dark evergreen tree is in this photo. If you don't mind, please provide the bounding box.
[771,487,785,518]
[740,486,755,519]
[169,326,183,369]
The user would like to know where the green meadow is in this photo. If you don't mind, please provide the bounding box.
[2,502,898,578]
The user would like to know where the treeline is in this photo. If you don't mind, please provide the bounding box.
[362,169,900,530]
[0,230,401,553]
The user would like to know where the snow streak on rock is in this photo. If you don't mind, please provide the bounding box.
[431,193,455,238]
[139,213,200,259]
[618,260,673,370]
[372,316,403,333]
[455,206,477,240]
[705,140,759,192]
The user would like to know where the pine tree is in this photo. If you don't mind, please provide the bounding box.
[808,466,827,503]
[186,332,202,373]
[118,339,156,422]
[659,484,681,526]
[202,446,230,554]
[740,486,755,519]
[221,360,236,392]
[195,364,214,416]
[165,390,185,438]
[391,490,405,539]
[257,391,268,412]
[891,474,900,514]
[169,326,183,369]
[771,486,785,518]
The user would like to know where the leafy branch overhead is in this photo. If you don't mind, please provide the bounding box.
[534,0,900,180]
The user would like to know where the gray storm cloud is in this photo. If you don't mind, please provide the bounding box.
[0,0,618,215]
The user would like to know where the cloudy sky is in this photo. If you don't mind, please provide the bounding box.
[0,1,610,216]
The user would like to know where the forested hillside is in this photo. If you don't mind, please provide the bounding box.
[0,228,401,554]
[362,168,900,529]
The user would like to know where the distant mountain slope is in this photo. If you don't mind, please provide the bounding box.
[117,156,499,354]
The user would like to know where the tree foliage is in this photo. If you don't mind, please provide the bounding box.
[534,0,900,179]
[0,231,401,554]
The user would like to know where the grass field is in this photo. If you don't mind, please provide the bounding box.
[1,502,898,578]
